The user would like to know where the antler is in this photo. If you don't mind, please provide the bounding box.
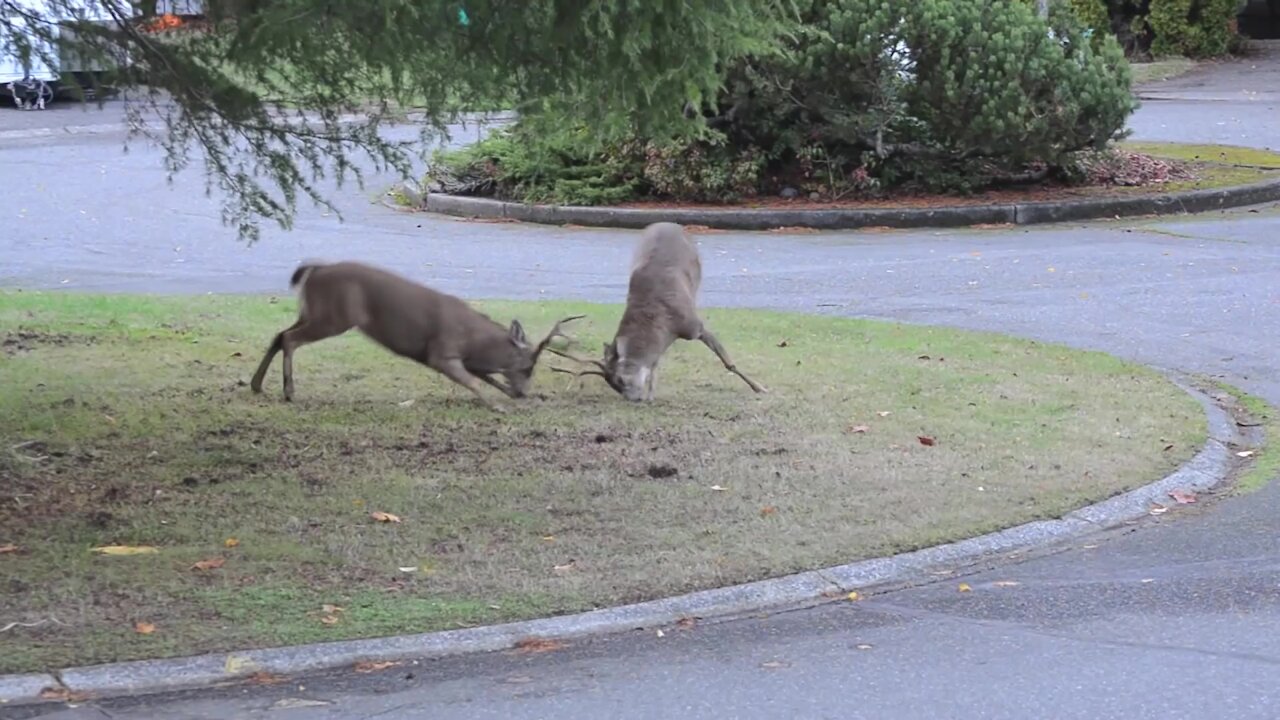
[533,315,586,360]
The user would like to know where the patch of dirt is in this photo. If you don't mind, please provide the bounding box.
[2,330,95,355]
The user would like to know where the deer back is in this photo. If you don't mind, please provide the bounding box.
[620,223,704,343]
[300,262,521,369]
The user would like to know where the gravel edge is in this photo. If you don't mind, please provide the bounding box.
[0,376,1239,707]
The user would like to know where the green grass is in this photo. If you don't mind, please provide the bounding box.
[0,293,1205,672]
[1130,57,1200,85]
[1206,381,1278,494]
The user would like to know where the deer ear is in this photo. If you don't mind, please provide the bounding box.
[509,320,528,346]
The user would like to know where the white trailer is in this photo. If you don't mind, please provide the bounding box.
[1,0,147,109]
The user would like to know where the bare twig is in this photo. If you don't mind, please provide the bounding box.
[0,618,65,633]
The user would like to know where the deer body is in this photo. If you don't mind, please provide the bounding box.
[593,222,767,401]
[250,261,579,411]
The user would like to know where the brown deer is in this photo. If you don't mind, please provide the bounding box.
[554,222,767,401]
[249,261,582,411]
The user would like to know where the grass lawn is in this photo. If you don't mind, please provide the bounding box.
[1130,57,1200,85]
[0,293,1204,673]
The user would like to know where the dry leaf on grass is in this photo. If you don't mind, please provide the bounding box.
[848,425,870,434]
[552,560,576,575]
[370,511,402,523]
[224,538,240,548]
[353,660,401,674]
[513,637,567,654]
[320,615,341,626]
[190,557,226,571]
[957,583,973,593]
[91,545,159,555]
[777,339,790,348]
[760,506,778,517]
[134,622,156,635]
[877,411,892,417]
[321,604,345,614]
[0,544,19,554]
[1169,490,1197,504]
[917,436,937,447]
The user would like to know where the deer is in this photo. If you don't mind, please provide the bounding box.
[552,222,767,402]
[249,261,582,412]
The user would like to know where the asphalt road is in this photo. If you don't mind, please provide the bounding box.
[2,45,1280,720]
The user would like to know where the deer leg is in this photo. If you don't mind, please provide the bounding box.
[435,358,508,412]
[697,328,768,394]
[478,373,519,399]
[280,320,350,401]
[250,319,301,394]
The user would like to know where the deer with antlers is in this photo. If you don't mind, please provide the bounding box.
[553,222,767,401]
[250,261,581,411]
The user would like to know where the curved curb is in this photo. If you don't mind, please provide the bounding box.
[0,376,1242,707]
[420,176,1280,231]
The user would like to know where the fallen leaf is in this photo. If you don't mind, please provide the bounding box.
[190,557,226,571]
[847,591,861,601]
[224,655,259,674]
[229,351,243,358]
[246,671,288,685]
[370,511,402,523]
[353,660,401,674]
[134,622,156,635]
[0,544,19,554]
[917,436,937,447]
[1236,450,1256,458]
[38,687,87,702]
[321,604,345,614]
[877,411,892,417]
[320,615,341,626]
[103,414,117,424]
[957,583,972,593]
[760,660,790,669]
[709,485,728,491]
[849,424,870,434]
[513,637,567,654]
[855,643,874,650]
[1169,489,1197,504]
[91,545,159,555]
[224,538,240,548]
[760,506,778,517]
[552,560,576,575]
[676,617,697,630]
[777,340,790,348]
[992,581,1021,588]
[1149,505,1169,515]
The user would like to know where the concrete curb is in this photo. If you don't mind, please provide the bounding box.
[0,376,1240,707]
[421,176,1280,231]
